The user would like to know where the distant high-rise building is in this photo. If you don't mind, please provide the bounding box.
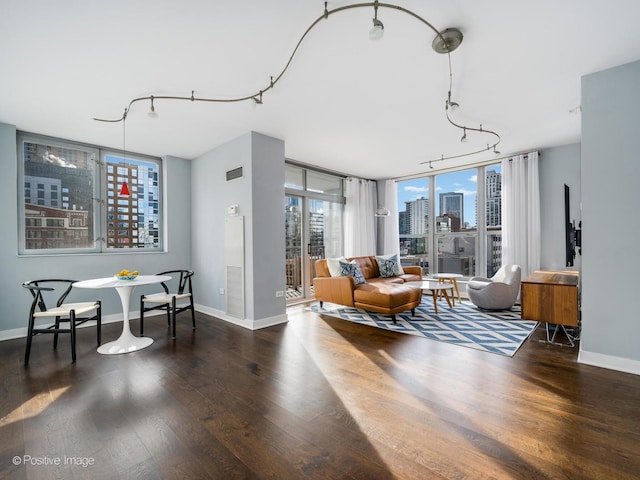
[398,210,409,235]
[485,168,502,276]
[404,197,429,234]
[485,169,502,227]
[439,192,464,231]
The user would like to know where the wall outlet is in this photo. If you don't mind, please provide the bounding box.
[275,290,284,298]
[219,288,225,295]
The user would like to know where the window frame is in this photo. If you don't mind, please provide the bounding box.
[17,131,163,256]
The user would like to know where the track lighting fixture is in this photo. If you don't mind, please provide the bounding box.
[94,2,501,168]
[369,1,384,40]
[119,119,130,198]
[446,91,459,110]
[432,28,464,54]
[148,96,158,118]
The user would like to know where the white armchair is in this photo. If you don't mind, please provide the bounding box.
[467,265,521,310]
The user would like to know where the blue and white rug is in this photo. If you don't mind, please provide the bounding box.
[310,299,538,357]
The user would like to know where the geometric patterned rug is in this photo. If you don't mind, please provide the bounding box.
[310,298,539,357]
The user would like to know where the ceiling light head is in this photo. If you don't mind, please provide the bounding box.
[148,96,158,118]
[493,146,500,155]
[370,18,384,40]
[375,206,390,217]
[446,91,459,110]
[369,1,384,40]
[432,28,464,54]
[253,91,263,105]
[460,128,467,143]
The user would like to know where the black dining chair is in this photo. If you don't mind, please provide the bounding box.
[139,270,195,339]
[22,279,102,364]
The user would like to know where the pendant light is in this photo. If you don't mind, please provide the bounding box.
[119,181,130,197]
[119,113,131,198]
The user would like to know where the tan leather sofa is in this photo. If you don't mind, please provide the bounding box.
[313,256,422,322]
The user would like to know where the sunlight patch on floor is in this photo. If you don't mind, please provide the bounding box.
[0,385,70,427]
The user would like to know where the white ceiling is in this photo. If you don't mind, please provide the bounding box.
[2,0,640,179]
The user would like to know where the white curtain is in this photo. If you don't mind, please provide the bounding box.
[501,152,541,277]
[381,180,400,256]
[344,177,377,257]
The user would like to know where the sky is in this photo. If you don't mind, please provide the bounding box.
[397,165,501,227]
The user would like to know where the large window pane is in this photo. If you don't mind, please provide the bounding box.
[435,169,478,276]
[397,178,430,273]
[20,136,98,253]
[437,234,476,276]
[485,164,502,276]
[285,164,304,190]
[104,153,161,249]
[307,170,343,195]
[435,169,477,232]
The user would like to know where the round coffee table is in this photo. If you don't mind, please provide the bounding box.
[405,280,454,315]
[430,273,463,304]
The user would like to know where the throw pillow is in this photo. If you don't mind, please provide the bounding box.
[375,254,404,278]
[338,260,366,285]
[326,256,347,277]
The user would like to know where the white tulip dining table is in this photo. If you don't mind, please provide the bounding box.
[74,275,171,355]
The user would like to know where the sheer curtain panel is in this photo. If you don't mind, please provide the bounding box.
[501,152,541,277]
[381,180,401,256]
[344,177,377,257]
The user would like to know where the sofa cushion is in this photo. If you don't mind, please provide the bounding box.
[366,276,404,285]
[349,256,380,279]
[353,283,421,309]
[326,256,347,277]
[339,260,366,285]
[375,254,404,277]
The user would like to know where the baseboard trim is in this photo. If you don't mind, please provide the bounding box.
[578,349,640,376]
[194,304,288,330]
[0,305,288,341]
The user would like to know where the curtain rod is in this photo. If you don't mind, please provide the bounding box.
[391,149,540,182]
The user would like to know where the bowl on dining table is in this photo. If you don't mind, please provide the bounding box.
[115,270,139,280]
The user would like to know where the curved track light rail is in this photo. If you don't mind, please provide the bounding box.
[93,1,500,165]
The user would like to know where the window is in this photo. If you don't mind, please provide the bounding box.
[17,132,163,255]
[397,163,502,277]
[284,162,345,304]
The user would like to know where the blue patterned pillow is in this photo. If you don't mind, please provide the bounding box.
[338,260,366,285]
[376,254,404,278]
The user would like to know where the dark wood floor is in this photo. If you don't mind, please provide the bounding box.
[1,305,639,480]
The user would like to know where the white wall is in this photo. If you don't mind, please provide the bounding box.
[538,143,581,272]
[191,131,286,330]
[0,123,193,340]
[579,59,640,374]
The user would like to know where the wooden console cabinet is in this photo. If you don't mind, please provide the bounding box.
[520,270,579,326]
